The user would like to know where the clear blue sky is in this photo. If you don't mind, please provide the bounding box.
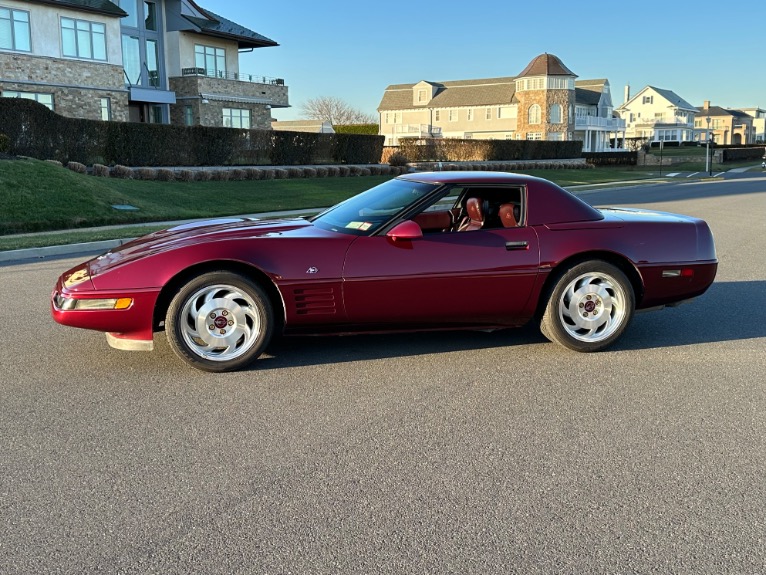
[199,0,766,120]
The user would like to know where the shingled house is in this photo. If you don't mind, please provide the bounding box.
[0,0,287,128]
[377,53,625,152]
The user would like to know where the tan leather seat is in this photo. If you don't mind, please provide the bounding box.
[499,203,519,227]
[458,197,484,231]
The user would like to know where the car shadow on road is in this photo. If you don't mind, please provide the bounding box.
[253,280,764,371]
[616,280,766,351]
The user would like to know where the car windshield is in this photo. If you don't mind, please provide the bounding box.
[312,178,439,235]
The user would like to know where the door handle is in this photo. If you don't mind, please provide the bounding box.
[505,241,529,250]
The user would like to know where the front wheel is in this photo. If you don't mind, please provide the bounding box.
[165,271,274,372]
[540,261,635,352]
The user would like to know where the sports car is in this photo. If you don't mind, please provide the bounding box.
[52,172,718,372]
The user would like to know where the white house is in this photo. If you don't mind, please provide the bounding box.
[616,86,696,143]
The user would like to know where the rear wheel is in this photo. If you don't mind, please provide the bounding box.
[540,261,634,352]
[165,271,273,372]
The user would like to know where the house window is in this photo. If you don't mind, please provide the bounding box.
[549,104,562,124]
[195,44,226,77]
[434,110,440,121]
[223,108,250,129]
[467,109,473,121]
[2,90,53,110]
[528,104,541,125]
[117,0,139,27]
[61,17,107,61]
[144,1,157,31]
[417,89,426,103]
[526,132,542,140]
[642,95,653,104]
[0,7,31,51]
[100,97,111,120]
[485,107,491,120]
[184,105,194,126]
[146,38,159,86]
[448,110,457,122]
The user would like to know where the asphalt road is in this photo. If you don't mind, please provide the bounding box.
[1,177,765,574]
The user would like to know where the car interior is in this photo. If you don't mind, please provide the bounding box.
[413,186,524,233]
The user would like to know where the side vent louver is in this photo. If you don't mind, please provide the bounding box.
[293,287,337,315]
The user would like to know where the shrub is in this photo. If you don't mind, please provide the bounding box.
[348,165,363,176]
[388,152,409,167]
[134,167,157,180]
[111,164,132,179]
[359,167,372,176]
[274,168,289,179]
[245,168,262,180]
[177,170,196,182]
[66,161,87,174]
[0,133,10,153]
[195,170,213,181]
[261,169,276,180]
[156,168,175,181]
[338,166,351,177]
[230,169,247,181]
[210,170,230,181]
[303,167,317,178]
[92,163,110,177]
[315,167,328,178]
[326,166,339,177]
[45,159,63,167]
[287,167,304,178]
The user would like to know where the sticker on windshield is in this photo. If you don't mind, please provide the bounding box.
[346,221,374,230]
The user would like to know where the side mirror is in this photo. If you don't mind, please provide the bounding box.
[386,220,423,241]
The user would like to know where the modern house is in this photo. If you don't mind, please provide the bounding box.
[615,86,696,143]
[694,102,755,145]
[377,53,625,152]
[0,0,288,128]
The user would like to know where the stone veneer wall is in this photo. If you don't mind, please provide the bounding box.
[0,53,128,122]
[515,88,575,139]
[169,76,289,130]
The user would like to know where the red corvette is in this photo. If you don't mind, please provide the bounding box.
[52,172,717,372]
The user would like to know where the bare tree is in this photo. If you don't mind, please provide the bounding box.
[300,96,377,125]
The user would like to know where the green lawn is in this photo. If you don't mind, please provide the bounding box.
[0,157,761,252]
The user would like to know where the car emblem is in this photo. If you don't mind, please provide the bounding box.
[306,267,319,274]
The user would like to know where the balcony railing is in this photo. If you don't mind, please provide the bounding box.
[393,124,442,137]
[632,117,693,128]
[181,67,285,85]
[574,116,626,130]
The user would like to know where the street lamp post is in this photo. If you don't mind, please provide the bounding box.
[705,116,712,176]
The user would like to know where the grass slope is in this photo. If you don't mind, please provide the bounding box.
[0,159,391,235]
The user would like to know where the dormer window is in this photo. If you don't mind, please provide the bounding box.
[417,89,426,103]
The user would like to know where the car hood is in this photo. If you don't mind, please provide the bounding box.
[88,217,315,276]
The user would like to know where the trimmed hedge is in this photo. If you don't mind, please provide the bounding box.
[397,138,582,162]
[333,124,379,135]
[720,147,766,162]
[0,98,384,166]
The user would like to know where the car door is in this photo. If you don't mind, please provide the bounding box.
[341,225,540,327]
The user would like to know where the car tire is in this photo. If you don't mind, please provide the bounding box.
[165,271,274,372]
[540,261,634,352]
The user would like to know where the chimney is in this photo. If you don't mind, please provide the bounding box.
[624,84,630,104]
[703,100,710,110]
